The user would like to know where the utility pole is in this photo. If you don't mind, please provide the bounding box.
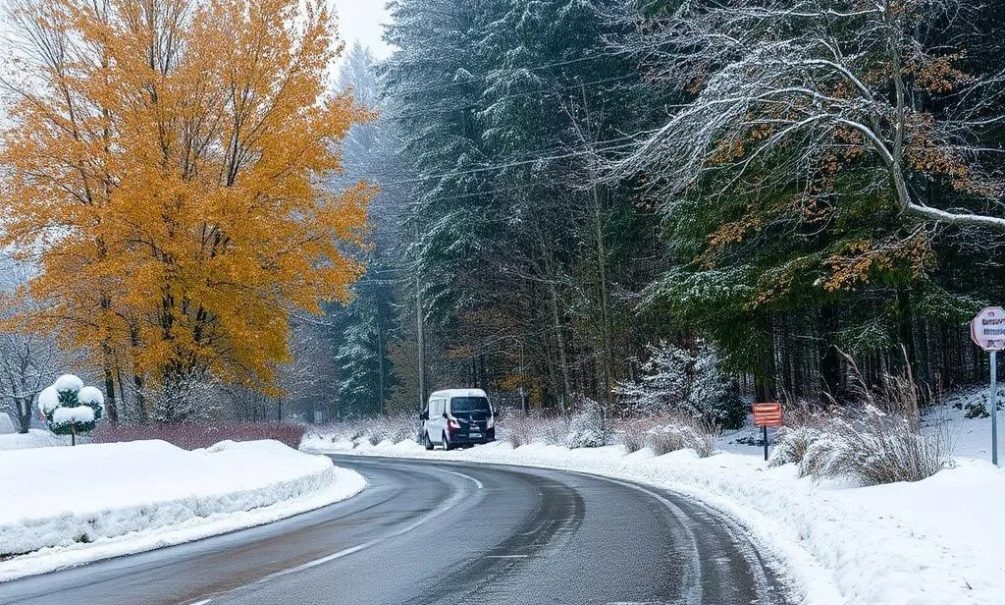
[416,274,426,411]
[376,308,385,416]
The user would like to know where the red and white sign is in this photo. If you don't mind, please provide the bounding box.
[752,403,783,428]
[970,307,1005,352]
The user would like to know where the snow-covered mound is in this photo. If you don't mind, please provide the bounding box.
[0,439,364,580]
[0,429,72,451]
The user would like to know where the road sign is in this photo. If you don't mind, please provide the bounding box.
[752,403,783,462]
[971,307,1003,465]
[752,403,783,428]
[970,307,1005,352]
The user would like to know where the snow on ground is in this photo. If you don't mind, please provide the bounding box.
[0,429,73,451]
[303,411,1005,605]
[0,439,365,581]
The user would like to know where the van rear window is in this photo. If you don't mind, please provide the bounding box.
[450,397,491,414]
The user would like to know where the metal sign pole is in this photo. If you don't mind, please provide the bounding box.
[762,425,768,462]
[969,307,1005,466]
[992,350,998,466]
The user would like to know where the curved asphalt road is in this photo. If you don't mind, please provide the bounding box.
[0,455,792,605]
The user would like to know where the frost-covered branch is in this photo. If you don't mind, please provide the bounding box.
[609,0,1005,231]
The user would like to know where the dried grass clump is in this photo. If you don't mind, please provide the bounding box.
[795,351,952,485]
[768,426,825,468]
[646,416,718,458]
[612,414,718,457]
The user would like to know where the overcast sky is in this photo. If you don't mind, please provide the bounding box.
[332,0,394,60]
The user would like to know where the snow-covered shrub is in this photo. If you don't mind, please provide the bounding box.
[687,346,745,429]
[499,413,539,447]
[797,405,951,485]
[37,375,104,444]
[613,414,718,457]
[789,359,952,484]
[562,398,608,448]
[615,341,744,429]
[646,418,717,458]
[538,417,572,446]
[768,426,824,468]
[618,421,649,453]
[305,414,420,448]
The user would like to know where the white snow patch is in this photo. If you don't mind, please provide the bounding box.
[0,429,72,450]
[52,374,83,393]
[77,386,105,407]
[37,385,60,414]
[0,413,15,434]
[50,405,95,426]
[0,439,365,581]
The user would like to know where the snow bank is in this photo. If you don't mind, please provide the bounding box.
[302,434,1005,605]
[0,429,72,450]
[0,439,364,581]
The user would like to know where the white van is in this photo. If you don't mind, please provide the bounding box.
[419,388,496,450]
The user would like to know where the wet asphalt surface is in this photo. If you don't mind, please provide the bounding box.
[0,455,794,605]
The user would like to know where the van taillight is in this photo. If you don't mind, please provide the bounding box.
[447,418,460,431]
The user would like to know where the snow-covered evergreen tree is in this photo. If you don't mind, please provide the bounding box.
[335,299,394,418]
[615,342,743,429]
[613,342,691,413]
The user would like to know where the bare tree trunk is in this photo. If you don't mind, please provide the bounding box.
[102,345,118,423]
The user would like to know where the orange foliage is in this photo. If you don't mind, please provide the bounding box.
[823,233,931,292]
[0,0,373,399]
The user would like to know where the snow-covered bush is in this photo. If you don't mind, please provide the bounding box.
[562,398,608,448]
[538,418,571,447]
[499,413,541,447]
[647,418,717,458]
[37,375,104,444]
[797,405,951,485]
[306,414,420,448]
[92,422,307,449]
[613,414,718,457]
[615,341,744,429]
[768,426,824,468]
[687,346,745,429]
[619,421,648,453]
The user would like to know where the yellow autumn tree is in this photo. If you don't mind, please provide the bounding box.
[0,0,372,420]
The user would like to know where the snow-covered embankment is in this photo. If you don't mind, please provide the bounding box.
[0,439,365,581]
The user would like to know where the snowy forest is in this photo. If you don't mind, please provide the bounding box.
[3,0,1005,426]
[311,0,1005,421]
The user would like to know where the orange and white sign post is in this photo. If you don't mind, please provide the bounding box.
[752,403,783,461]
[970,306,1005,465]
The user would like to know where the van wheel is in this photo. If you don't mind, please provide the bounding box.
[442,433,453,451]
[423,433,434,451]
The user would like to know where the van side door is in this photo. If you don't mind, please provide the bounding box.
[428,398,444,440]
